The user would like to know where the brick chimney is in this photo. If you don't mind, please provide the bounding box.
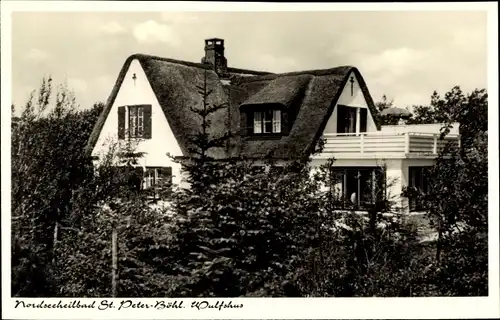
[201,38,228,78]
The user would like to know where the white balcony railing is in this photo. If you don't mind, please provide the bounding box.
[320,132,460,158]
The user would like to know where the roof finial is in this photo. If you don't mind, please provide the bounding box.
[350,76,355,96]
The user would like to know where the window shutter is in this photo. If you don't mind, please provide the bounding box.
[142,105,152,139]
[245,112,253,135]
[282,111,289,135]
[134,167,144,191]
[337,105,346,133]
[118,106,125,139]
[240,112,249,135]
[360,108,367,133]
[253,111,262,134]
[158,167,173,197]
[158,167,173,183]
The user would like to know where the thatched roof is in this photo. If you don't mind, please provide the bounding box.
[85,54,271,159]
[226,67,380,159]
[240,74,313,110]
[85,53,380,160]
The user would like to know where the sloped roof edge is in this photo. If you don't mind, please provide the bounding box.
[85,55,380,160]
[84,54,273,155]
[304,67,381,157]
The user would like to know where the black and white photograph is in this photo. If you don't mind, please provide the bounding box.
[2,1,499,319]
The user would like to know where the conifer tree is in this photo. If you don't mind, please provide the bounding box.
[181,70,231,193]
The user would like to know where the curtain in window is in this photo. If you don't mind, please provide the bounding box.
[347,108,357,134]
[137,107,144,136]
[273,110,281,133]
[252,109,283,134]
[129,107,138,137]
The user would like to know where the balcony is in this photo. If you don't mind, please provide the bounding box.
[318,132,461,159]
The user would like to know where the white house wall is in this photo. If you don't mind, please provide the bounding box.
[91,59,184,185]
[311,157,438,213]
[323,71,378,134]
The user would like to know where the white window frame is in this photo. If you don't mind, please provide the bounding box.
[128,105,145,138]
[142,167,173,199]
[253,109,282,134]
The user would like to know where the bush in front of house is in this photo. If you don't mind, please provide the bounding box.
[11,76,488,298]
[406,87,488,296]
[11,78,103,297]
[162,159,328,297]
[53,194,178,297]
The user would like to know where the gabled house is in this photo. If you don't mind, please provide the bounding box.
[85,38,460,213]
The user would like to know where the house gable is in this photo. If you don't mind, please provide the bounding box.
[322,71,378,135]
[227,66,380,160]
[91,59,183,169]
[86,48,380,163]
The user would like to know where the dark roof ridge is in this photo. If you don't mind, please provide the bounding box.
[129,53,208,69]
[227,66,274,76]
[84,52,379,160]
[127,53,273,76]
[235,65,356,83]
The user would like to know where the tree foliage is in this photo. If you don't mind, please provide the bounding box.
[11,78,104,296]
[11,77,488,298]
[406,87,488,146]
[404,86,488,296]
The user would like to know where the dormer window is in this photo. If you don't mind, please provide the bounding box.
[253,110,282,134]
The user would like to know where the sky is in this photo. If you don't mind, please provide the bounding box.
[11,10,488,112]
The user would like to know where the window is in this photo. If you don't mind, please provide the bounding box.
[336,105,368,134]
[129,106,144,138]
[118,105,152,140]
[329,167,385,210]
[143,167,173,200]
[110,166,144,193]
[337,105,357,134]
[408,166,430,211]
[253,110,281,134]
